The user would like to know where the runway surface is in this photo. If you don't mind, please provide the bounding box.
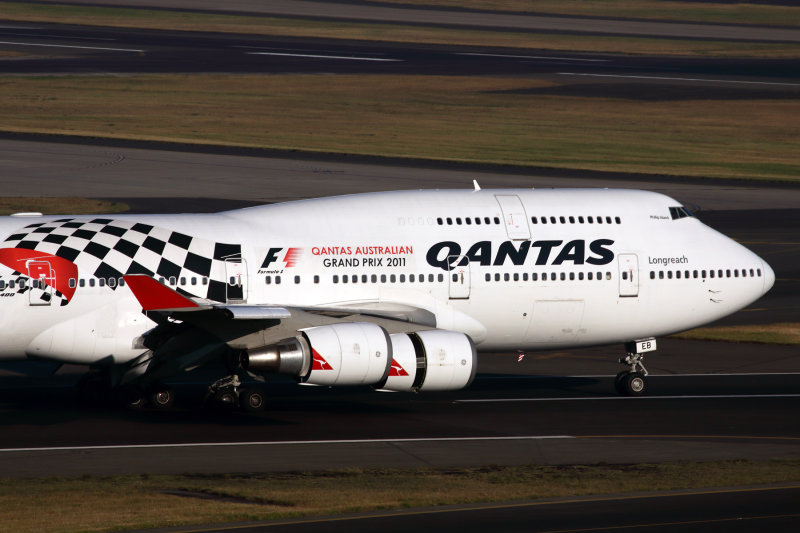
[3,21,800,89]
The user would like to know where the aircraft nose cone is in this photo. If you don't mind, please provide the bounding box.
[762,260,775,294]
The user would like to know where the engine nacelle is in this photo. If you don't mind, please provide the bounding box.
[301,323,392,386]
[377,330,476,392]
[241,322,393,387]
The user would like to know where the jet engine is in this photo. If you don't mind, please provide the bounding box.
[242,323,476,392]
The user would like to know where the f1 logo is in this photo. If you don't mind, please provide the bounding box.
[261,248,283,269]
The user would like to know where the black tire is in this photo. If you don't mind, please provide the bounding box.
[117,385,147,410]
[149,385,174,409]
[239,388,266,413]
[214,387,238,409]
[613,371,628,395]
[622,372,647,396]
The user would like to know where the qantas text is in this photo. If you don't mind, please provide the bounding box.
[426,239,615,271]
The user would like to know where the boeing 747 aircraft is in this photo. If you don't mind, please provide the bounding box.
[0,187,774,410]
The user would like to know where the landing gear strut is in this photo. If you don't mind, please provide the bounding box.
[205,375,265,412]
[615,339,656,396]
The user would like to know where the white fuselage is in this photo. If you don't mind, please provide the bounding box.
[0,189,774,365]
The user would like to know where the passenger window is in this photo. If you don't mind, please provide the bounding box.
[541,217,548,224]
[191,277,197,285]
[108,278,117,288]
[333,275,339,283]
[381,274,387,282]
[371,274,377,283]
[667,271,673,279]
[399,274,406,283]
[438,274,444,282]
[606,272,612,280]
[550,216,556,224]
[456,218,462,225]
[676,271,681,279]
[569,216,575,224]
[588,217,594,224]
[475,217,481,225]
[69,278,76,288]
[532,273,538,281]
[275,276,281,285]
[89,279,96,287]
[266,276,271,284]
[587,272,593,280]
[437,217,443,225]
[494,217,500,224]
[484,217,491,224]
[342,275,348,283]
[294,276,300,284]
[615,217,621,224]
[465,218,471,225]
[485,273,491,282]
[513,273,519,281]
[446,217,452,225]
[606,217,612,224]
[649,272,655,280]
[314,275,320,284]
[559,216,566,224]
[79,279,85,287]
[504,273,510,282]
[531,217,538,224]
[522,273,528,281]
[202,277,208,285]
[119,278,125,287]
[551,273,557,281]
[495,273,500,281]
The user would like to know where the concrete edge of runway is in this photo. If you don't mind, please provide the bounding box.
[2,131,798,191]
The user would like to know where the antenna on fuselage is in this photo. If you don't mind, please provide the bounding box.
[472,179,481,191]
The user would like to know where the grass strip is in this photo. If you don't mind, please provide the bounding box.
[374,0,800,28]
[2,460,800,532]
[673,323,800,345]
[1,74,799,182]
[0,197,127,215]
[2,2,800,58]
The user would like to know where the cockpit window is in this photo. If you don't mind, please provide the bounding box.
[669,206,694,220]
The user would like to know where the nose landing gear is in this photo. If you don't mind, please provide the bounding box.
[615,339,656,396]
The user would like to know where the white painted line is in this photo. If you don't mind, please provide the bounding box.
[0,40,143,53]
[0,435,573,453]
[458,53,608,62]
[247,51,401,62]
[458,394,800,403]
[480,372,800,379]
[559,72,800,87]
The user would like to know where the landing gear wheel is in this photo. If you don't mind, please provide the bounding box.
[149,385,174,409]
[239,388,265,413]
[117,385,147,410]
[621,372,647,396]
[214,387,239,409]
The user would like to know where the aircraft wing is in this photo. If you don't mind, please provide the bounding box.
[122,274,436,327]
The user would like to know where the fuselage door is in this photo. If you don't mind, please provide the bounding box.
[495,195,531,240]
[618,253,639,297]
[27,260,54,306]
[225,258,248,303]
[448,256,470,299]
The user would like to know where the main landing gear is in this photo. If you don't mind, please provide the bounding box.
[614,338,656,396]
[205,375,266,413]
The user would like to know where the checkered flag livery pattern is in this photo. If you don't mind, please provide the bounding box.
[3,218,242,303]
